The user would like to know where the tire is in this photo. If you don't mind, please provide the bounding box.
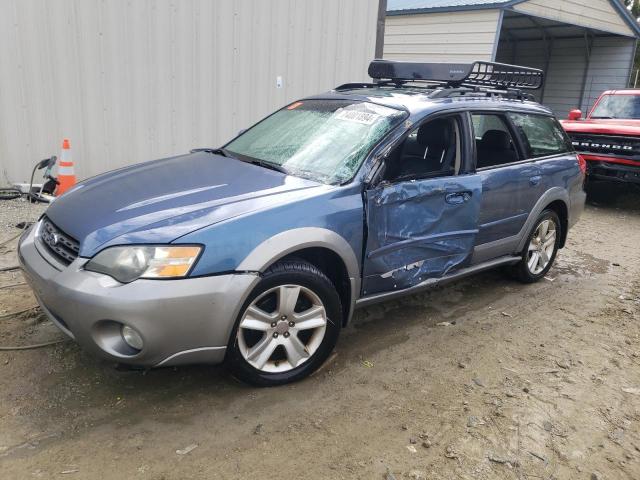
[225,260,342,386]
[512,209,561,283]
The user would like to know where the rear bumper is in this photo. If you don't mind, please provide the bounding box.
[585,158,640,184]
[18,223,259,367]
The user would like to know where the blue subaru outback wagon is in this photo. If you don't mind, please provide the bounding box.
[19,61,585,385]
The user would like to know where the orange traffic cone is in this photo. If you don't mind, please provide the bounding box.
[56,138,76,196]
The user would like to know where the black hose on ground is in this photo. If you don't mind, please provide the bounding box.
[0,188,22,200]
[0,306,39,320]
[0,230,26,248]
[0,339,68,351]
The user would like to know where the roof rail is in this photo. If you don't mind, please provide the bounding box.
[368,60,544,91]
[429,85,536,101]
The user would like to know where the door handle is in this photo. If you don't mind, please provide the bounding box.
[529,175,542,186]
[445,191,472,205]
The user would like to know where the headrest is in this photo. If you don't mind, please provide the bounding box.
[417,118,452,148]
[481,130,512,150]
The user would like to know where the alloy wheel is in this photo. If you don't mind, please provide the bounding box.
[526,218,557,275]
[237,284,327,373]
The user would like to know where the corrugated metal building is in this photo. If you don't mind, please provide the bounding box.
[385,0,640,118]
[0,0,384,183]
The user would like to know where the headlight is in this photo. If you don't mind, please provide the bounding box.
[85,245,202,283]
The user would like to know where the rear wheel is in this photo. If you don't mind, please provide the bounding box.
[226,260,342,386]
[512,209,560,283]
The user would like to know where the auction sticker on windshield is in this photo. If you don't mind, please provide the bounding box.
[334,109,380,125]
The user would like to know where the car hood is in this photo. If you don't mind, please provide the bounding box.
[45,152,327,256]
[561,118,640,136]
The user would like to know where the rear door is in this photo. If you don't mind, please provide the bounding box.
[507,112,577,195]
[470,113,542,256]
[362,114,482,296]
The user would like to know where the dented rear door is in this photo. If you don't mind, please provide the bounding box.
[362,174,482,296]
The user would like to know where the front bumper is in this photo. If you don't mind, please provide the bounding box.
[17,224,259,367]
[586,158,640,184]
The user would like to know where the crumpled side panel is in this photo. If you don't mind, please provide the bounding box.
[363,176,482,295]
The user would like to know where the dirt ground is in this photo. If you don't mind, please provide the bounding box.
[1,183,640,480]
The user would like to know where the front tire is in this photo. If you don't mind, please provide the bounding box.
[513,209,561,283]
[225,260,342,386]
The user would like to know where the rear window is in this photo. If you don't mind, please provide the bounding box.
[508,113,571,158]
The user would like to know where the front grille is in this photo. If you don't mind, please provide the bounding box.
[569,133,640,161]
[38,217,80,265]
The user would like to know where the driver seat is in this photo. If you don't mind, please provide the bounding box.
[396,118,456,179]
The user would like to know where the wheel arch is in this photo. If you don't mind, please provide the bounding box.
[543,199,569,248]
[516,188,570,253]
[237,228,361,325]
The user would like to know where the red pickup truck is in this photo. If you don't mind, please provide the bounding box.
[561,90,640,185]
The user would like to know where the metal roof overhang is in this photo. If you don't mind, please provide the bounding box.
[386,0,640,38]
[501,10,632,41]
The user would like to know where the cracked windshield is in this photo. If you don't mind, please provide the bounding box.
[224,99,405,184]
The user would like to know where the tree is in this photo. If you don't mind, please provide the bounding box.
[625,0,640,86]
[625,0,640,20]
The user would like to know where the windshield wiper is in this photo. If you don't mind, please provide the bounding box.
[249,159,289,174]
[590,116,614,119]
[214,148,289,174]
[199,146,289,174]
[190,147,232,157]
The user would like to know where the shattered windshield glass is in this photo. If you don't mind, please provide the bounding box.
[224,100,406,184]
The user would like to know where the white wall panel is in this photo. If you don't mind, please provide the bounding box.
[384,10,501,62]
[0,0,380,182]
[513,0,635,37]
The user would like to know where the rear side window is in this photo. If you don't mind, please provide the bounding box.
[508,113,571,158]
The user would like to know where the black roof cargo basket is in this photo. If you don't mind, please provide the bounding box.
[368,60,544,91]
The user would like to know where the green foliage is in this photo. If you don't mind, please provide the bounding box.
[625,1,640,85]
[625,0,640,20]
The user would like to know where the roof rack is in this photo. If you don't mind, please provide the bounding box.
[367,59,544,91]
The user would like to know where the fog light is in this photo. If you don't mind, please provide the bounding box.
[121,325,144,351]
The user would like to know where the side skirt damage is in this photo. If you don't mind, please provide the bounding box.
[356,255,520,308]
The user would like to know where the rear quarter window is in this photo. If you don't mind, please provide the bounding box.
[508,113,572,158]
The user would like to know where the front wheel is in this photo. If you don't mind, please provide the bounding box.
[225,260,342,386]
[512,209,561,283]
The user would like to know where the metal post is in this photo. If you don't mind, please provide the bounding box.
[375,0,387,59]
[527,16,551,104]
[628,39,638,88]
[578,30,593,112]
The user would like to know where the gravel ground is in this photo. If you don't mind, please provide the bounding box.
[0,198,47,271]
[0,182,639,479]
[0,197,47,230]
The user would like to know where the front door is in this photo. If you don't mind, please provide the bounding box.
[362,115,482,296]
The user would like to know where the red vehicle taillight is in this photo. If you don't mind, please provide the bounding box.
[577,154,587,175]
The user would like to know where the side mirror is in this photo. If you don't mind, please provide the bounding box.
[568,109,582,121]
